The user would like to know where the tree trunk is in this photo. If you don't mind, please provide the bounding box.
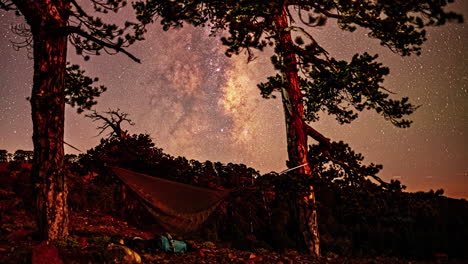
[274,5,320,257]
[28,7,69,241]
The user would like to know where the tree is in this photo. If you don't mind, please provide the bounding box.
[13,149,34,162]
[133,0,462,255]
[85,108,135,140]
[0,149,9,162]
[1,0,143,241]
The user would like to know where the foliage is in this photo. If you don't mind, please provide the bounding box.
[29,63,108,113]
[84,133,163,170]
[65,63,107,114]
[308,141,385,186]
[54,235,80,249]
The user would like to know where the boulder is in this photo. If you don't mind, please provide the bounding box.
[104,243,141,264]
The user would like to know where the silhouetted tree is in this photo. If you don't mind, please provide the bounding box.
[85,109,135,140]
[133,0,462,255]
[85,133,162,171]
[13,149,33,162]
[0,149,9,162]
[0,0,143,241]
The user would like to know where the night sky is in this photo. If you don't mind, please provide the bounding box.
[0,3,467,198]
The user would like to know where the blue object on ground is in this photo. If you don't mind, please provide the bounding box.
[157,234,187,253]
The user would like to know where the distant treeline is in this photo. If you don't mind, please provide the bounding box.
[0,149,33,163]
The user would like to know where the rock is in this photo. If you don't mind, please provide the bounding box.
[104,243,141,264]
[32,242,63,264]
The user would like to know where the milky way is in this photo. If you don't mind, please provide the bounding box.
[0,2,467,198]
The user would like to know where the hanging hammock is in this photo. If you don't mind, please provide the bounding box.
[111,167,231,234]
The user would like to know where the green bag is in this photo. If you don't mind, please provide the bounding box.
[157,234,187,253]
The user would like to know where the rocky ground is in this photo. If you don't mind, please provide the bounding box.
[0,186,464,264]
[0,206,465,264]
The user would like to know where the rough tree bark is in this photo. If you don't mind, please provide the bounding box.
[31,19,69,242]
[14,0,70,241]
[274,5,320,257]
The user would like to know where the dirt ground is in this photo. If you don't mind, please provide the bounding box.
[0,208,465,264]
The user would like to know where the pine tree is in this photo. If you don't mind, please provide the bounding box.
[1,0,143,241]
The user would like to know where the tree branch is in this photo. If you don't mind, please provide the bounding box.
[86,109,134,139]
[64,26,141,63]
[303,122,331,150]
[70,0,91,19]
[0,0,16,11]
[86,110,119,137]
[320,10,341,19]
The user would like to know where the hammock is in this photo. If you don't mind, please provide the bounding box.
[111,167,231,234]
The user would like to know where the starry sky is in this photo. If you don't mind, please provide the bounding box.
[0,3,467,198]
